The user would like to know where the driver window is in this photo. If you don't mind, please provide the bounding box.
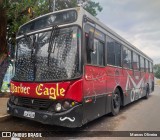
[86,36,104,66]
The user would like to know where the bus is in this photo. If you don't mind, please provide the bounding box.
[7,7,154,128]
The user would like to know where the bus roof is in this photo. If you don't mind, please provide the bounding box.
[18,7,153,62]
[82,7,153,62]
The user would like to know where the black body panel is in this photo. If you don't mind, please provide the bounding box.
[83,94,112,124]
[7,100,83,128]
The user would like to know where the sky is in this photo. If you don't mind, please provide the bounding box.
[93,0,160,64]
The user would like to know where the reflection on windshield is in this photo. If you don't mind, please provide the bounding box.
[13,26,81,81]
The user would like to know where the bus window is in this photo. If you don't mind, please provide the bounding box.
[148,61,150,72]
[145,59,148,72]
[87,37,105,66]
[107,36,121,67]
[140,56,145,72]
[150,62,153,73]
[90,39,98,65]
[107,37,115,65]
[132,52,140,70]
[148,62,150,72]
[122,46,132,69]
[115,42,121,67]
[98,41,105,65]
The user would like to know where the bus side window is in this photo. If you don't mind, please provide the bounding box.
[132,52,140,71]
[86,33,104,66]
[150,62,153,73]
[90,39,98,65]
[115,42,121,67]
[148,62,150,72]
[107,36,121,67]
[122,46,132,69]
[107,36,115,65]
[145,59,148,72]
[97,40,105,65]
[140,56,145,72]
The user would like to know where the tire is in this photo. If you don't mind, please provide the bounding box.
[144,84,149,99]
[152,81,154,92]
[111,88,121,116]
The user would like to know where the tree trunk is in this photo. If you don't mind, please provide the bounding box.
[0,0,9,91]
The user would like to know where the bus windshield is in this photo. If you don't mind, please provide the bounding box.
[13,26,81,82]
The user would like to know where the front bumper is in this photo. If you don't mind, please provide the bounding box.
[7,100,83,128]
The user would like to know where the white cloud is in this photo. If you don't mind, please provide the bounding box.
[94,0,160,64]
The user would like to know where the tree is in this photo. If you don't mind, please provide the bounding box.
[0,0,8,90]
[0,0,103,91]
[51,0,102,16]
[154,64,160,79]
[82,0,103,16]
[0,0,48,90]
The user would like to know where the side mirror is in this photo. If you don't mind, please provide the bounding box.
[88,31,94,52]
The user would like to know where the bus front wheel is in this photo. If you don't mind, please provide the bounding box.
[111,88,121,116]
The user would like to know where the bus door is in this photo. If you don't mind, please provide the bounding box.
[83,25,107,123]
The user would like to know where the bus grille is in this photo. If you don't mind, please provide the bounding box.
[16,96,53,109]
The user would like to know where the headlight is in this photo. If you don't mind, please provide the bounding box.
[48,100,79,112]
[55,103,62,112]
[63,101,71,109]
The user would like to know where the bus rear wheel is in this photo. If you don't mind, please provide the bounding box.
[144,84,149,99]
[111,88,121,116]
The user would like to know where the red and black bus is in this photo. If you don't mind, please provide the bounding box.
[7,7,154,128]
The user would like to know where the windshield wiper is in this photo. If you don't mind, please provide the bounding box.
[48,25,60,66]
[23,34,32,47]
[24,33,37,80]
[31,35,36,56]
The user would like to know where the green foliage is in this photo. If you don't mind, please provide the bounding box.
[83,1,103,16]
[54,0,102,16]
[5,0,49,44]
[154,64,160,79]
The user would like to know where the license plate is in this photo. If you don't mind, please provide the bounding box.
[23,111,35,118]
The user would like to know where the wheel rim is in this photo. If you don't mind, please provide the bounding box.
[113,92,120,109]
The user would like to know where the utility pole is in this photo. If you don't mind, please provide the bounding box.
[77,0,83,7]
[53,0,55,12]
